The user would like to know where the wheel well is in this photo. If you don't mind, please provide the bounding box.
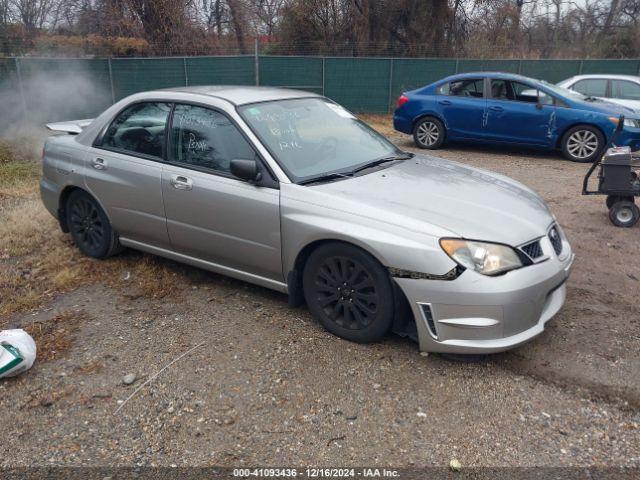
[287,239,416,339]
[412,113,445,131]
[57,185,83,233]
[555,123,606,150]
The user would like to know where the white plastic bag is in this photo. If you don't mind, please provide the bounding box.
[0,329,37,378]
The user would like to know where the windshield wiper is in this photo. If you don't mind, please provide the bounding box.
[299,172,353,185]
[350,152,414,174]
[583,96,600,102]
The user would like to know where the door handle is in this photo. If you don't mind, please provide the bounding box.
[92,158,107,170]
[489,105,504,112]
[438,100,452,105]
[170,175,193,190]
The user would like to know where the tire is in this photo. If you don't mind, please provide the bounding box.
[302,242,394,343]
[561,125,604,163]
[66,189,122,259]
[413,117,445,149]
[608,200,640,228]
[606,195,634,209]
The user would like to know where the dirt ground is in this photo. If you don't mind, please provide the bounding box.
[0,119,639,469]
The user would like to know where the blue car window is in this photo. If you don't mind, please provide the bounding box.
[490,80,510,100]
[511,81,541,104]
[446,79,484,98]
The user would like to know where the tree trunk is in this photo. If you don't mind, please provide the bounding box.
[227,0,248,53]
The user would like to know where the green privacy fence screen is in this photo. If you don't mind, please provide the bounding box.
[2,55,640,130]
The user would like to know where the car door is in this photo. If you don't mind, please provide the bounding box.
[162,103,282,282]
[85,101,172,248]
[483,79,555,146]
[611,79,640,111]
[435,77,487,139]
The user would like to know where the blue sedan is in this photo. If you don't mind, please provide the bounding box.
[393,72,640,162]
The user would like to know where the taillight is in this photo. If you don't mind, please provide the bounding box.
[397,94,409,108]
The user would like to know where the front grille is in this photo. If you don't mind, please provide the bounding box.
[548,226,563,255]
[521,240,543,260]
[420,304,437,339]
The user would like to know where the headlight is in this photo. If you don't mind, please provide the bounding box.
[608,116,640,128]
[439,239,523,276]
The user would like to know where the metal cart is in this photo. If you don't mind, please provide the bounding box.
[582,117,640,228]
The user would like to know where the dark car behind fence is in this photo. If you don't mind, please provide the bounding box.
[1,55,640,132]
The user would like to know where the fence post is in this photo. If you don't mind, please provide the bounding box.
[454,58,459,74]
[14,57,28,124]
[579,59,584,75]
[254,38,260,86]
[322,57,326,96]
[388,58,394,113]
[183,57,189,86]
[107,57,116,104]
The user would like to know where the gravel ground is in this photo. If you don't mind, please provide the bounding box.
[1,133,639,469]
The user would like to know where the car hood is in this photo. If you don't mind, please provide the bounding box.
[311,155,554,246]
[574,98,637,116]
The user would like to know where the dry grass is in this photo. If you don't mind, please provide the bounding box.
[0,198,55,256]
[0,138,186,319]
[0,139,41,198]
[358,113,395,137]
[23,310,83,363]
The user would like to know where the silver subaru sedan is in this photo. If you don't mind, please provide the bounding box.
[40,86,574,354]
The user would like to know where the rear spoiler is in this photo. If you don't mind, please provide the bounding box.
[45,119,94,134]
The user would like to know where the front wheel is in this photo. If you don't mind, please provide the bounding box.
[609,200,639,228]
[561,125,604,163]
[302,243,394,343]
[413,117,445,149]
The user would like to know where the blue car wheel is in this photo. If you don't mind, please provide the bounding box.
[561,125,604,163]
[413,117,445,150]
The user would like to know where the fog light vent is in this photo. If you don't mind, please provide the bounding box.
[420,303,438,339]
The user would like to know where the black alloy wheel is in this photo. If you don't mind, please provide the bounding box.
[66,190,121,259]
[303,243,394,343]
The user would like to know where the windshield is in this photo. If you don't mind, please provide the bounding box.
[239,98,400,183]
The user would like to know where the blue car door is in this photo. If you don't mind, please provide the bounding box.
[484,79,555,146]
[436,77,487,139]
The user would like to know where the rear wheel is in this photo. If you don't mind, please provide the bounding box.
[609,200,639,228]
[561,125,604,163]
[302,243,394,343]
[66,189,122,259]
[413,117,445,149]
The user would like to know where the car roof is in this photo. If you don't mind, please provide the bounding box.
[439,71,541,83]
[562,74,640,82]
[153,85,320,105]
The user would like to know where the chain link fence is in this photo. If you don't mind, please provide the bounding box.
[1,55,640,132]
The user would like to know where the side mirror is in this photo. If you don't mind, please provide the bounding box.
[616,115,625,132]
[230,159,263,183]
[535,102,543,110]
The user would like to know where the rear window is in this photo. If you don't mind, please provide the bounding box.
[439,79,484,98]
[573,79,607,97]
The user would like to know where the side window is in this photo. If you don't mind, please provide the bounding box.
[170,104,255,174]
[101,102,171,158]
[490,80,510,100]
[573,79,607,97]
[612,80,640,100]
[510,81,539,103]
[447,79,484,98]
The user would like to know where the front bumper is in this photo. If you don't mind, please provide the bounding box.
[395,238,574,354]
[614,128,640,151]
